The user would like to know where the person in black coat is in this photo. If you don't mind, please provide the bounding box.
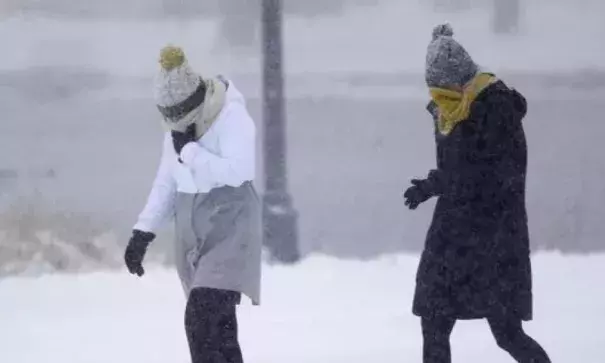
[403,23,551,363]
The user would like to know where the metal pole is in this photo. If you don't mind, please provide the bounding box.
[261,0,301,264]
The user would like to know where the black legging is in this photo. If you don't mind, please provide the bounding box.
[184,287,243,363]
[421,315,551,363]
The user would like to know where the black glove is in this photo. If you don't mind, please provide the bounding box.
[124,229,156,276]
[171,123,197,156]
[426,100,439,120]
[403,178,433,210]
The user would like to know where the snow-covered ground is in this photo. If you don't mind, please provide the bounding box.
[1,252,604,363]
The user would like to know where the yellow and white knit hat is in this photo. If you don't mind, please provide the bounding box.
[153,45,228,139]
[153,45,204,109]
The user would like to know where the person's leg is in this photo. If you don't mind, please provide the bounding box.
[184,287,242,363]
[487,315,551,363]
[421,316,457,363]
[217,304,244,363]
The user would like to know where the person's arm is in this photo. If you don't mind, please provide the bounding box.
[179,105,255,188]
[133,133,177,233]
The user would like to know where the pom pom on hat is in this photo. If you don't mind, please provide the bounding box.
[154,44,202,108]
[159,45,186,71]
[432,23,454,40]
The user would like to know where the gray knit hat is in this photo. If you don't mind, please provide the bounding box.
[425,23,478,88]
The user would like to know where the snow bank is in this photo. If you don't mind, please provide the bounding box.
[0,195,130,277]
[1,252,604,362]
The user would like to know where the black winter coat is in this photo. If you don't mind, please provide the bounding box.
[412,80,533,321]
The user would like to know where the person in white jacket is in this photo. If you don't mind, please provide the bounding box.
[124,45,261,363]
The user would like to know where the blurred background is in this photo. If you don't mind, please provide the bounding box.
[1,0,604,275]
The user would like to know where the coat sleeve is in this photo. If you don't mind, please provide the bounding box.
[179,104,256,188]
[133,133,177,233]
[426,92,516,201]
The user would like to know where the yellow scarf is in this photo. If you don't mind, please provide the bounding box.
[429,73,498,135]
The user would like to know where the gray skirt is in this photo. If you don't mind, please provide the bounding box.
[174,181,261,305]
